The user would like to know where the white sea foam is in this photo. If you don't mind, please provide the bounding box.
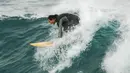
[34,0,110,73]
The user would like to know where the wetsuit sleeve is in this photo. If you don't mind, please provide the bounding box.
[58,16,69,38]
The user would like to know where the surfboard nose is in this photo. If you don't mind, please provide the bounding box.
[30,42,53,47]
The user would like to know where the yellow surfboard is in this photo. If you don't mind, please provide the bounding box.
[30,42,53,47]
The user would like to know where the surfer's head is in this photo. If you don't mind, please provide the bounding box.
[48,14,58,24]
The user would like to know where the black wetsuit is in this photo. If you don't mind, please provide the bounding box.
[56,13,80,38]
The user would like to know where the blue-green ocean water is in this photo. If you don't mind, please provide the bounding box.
[0,16,120,73]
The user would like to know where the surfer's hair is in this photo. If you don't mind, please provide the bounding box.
[48,14,58,19]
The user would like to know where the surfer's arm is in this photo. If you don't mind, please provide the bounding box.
[58,19,63,38]
[58,16,69,38]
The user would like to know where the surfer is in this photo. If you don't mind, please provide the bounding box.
[48,13,80,38]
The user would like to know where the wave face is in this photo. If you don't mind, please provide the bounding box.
[0,16,120,73]
[0,17,52,73]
